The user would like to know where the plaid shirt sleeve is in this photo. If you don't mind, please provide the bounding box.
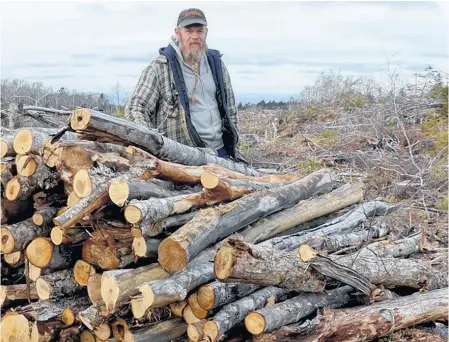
[124,62,160,128]
[221,61,239,131]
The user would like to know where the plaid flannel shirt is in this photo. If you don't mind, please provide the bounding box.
[124,54,239,149]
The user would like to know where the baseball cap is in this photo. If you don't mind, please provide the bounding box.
[177,8,207,27]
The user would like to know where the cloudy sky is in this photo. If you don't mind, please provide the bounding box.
[1,1,448,103]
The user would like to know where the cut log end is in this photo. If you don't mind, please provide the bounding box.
[183,305,201,324]
[245,312,266,335]
[32,213,44,226]
[200,171,219,189]
[109,179,129,207]
[170,301,187,317]
[80,330,96,342]
[298,244,318,262]
[88,273,103,304]
[74,260,96,286]
[132,237,147,258]
[67,192,82,207]
[26,237,54,268]
[5,177,21,201]
[188,324,203,342]
[4,251,22,265]
[71,108,92,130]
[0,162,7,173]
[73,169,93,198]
[197,285,215,311]
[61,308,75,326]
[0,139,8,158]
[124,205,142,224]
[158,238,188,272]
[17,156,37,177]
[188,293,208,319]
[1,313,30,342]
[131,285,154,319]
[13,129,33,154]
[214,244,237,280]
[100,273,119,312]
[36,277,51,300]
[203,321,219,342]
[0,227,15,254]
[111,319,130,342]
[50,227,64,245]
[0,285,6,306]
[94,323,111,341]
[131,227,142,238]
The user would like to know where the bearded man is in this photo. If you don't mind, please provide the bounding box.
[124,8,244,162]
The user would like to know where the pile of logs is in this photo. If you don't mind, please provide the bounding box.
[1,108,447,342]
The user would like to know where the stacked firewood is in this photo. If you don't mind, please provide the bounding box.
[1,108,447,342]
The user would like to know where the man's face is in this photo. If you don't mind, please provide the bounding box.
[175,24,207,61]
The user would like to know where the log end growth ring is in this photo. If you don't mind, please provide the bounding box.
[245,312,266,335]
[214,244,237,280]
[71,109,91,130]
[158,238,188,272]
[13,129,32,154]
[0,228,15,254]
[26,237,54,268]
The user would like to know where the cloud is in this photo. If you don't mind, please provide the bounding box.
[0,1,447,99]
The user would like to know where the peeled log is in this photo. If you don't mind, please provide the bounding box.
[36,269,82,300]
[301,288,448,342]
[0,218,52,254]
[197,281,260,311]
[0,283,39,307]
[245,286,352,335]
[158,168,336,272]
[109,178,198,207]
[203,286,289,342]
[32,207,58,226]
[239,182,364,244]
[101,263,168,314]
[26,237,73,269]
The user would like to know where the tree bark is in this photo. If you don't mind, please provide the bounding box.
[203,286,289,342]
[115,318,187,342]
[100,263,168,314]
[0,158,15,188]
[0,218,52,254]
[258,200,404,252]
[138,211,196,237]
[158,168,336,272]
[69,108,261,176]
[36,269,83,300]
[197,281,260,311]
[1,130,15,158]
[0,283,39,307]
[245,286,352,335]
[131,237,161,258]
[51,226,90,246]
[239,182,364,244]
[300,288,448,342]
[77,301,109,331]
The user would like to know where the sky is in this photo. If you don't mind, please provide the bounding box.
[1,0,448,103]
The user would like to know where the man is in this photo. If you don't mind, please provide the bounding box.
[124,8,244,162]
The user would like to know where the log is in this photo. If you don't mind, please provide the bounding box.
[59,326,83,342]
[32,207,58,226]
[77,302,109,331]
[87,273,103,304]
[26,237,74,269]
[36,269,83,300]
[300,288,448,342]
[239,182,364,243]
[169,301,187,317]
[72,167,115,198]
[13,128,49,154]
[245,286,352,335]
[188,320,207,342]
[126,176,290,237]
[52,181,110,230]
[16,295,91,324]
[31,320,66,342]
[0,218,52,254]
[131,237,161,258]
[0,312,31,342]
[108,178,199,207]
[100,263,168,314]
[214,239,325,292]
[3,250,24,267]
[70,108,261,176]
[131,262,215,318]
[197,281,260,311]
[258,200,404,252]
[183,304,201,324]
[0,130,15,158]
[188,292,209,319]
[203,286,289,342]
[51,227,90,246]
[307,223,389,253]
[16,154,39,177]
[112,318,187,342]
[5,165,60,201]
[158,168,336,272]
[0,283,39,307]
